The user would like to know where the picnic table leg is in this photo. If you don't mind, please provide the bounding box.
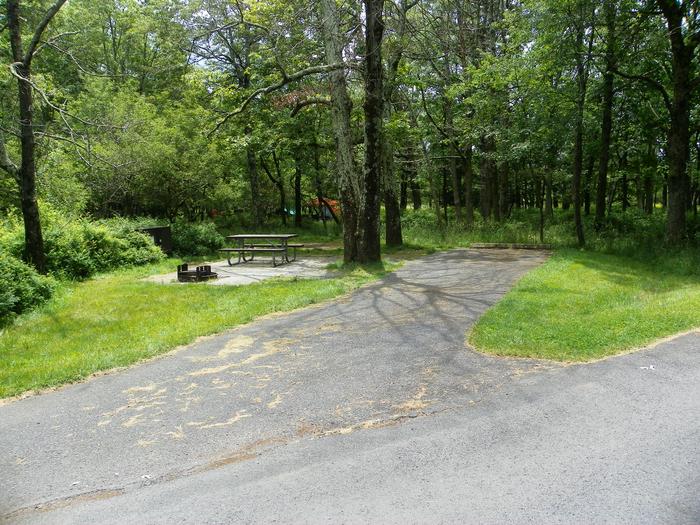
[240,239,253,263]
[226,251,244,266]
[283,239,290,264]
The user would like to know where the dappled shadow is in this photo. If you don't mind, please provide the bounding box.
[0,248,554,515]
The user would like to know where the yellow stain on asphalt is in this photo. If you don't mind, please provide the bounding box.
[267,394,283,409]
[188,339,294,377]
[122,414,144,428]
[123,383,157,394]
[187,410,250,429]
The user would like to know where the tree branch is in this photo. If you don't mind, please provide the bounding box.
[259,154,280,185]
[24,0,69,66]
[419,86,466,160]
[210,63,344,135]
[611,67,672,113]
[290,96,331,117]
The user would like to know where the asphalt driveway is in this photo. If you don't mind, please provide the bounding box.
[1,249,698,524]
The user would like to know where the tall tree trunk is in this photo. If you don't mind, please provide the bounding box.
[616,151,628,211]
[479,136,496,220]
[643,160,655,215]
[584,153,594,215]
[422,140,444,228]
[274,152,289,226]
[539,177,545,243]
[6,0,69,273]
[694,138,700,218]
[545,172,554,218]
[293,154,302,227]
[312,131,335,227]
[595,0,617,230]
[461,146,474,226]
[498,162,509,220]
[319,0,360,262]
[383,142,402,246]
[399,168,408,211]
[572,17,591,247]
[411,178,422,210]
[380,0,417,247]
[656,0,696,243]
[246,143,262,228]
[442,167,449,225]
[260,153,287,226]
[359,0,385,262]
[445,102,463,224]
[407,147,422,210]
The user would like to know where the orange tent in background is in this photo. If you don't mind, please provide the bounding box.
[305,198,340,220]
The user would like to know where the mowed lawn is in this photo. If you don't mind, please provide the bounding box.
[0,261,390,398]
[469,249,700,361]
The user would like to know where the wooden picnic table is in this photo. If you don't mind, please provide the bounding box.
[220,233,302,267]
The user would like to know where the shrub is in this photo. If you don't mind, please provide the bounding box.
[0,207,165,280]
[171,221,224,256]
[0,253,55,325]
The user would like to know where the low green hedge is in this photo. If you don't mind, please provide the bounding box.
[0,253,55,325]
[171,220,224,256]
[0,207,165,280]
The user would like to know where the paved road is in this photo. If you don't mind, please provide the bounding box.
[1,249,698,524]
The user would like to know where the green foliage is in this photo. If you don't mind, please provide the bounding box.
[0,206,165,280]
[399,207,699,259]
[0,253,55,326]
[171,220,225,256]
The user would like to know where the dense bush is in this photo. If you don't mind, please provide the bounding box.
[0,207,165,280]
[171,220,224,256]
[0,253,55,325]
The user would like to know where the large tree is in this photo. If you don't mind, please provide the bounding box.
[1,0,68,272]
[655,0,699,243]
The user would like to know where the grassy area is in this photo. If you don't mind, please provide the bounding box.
[3,209,698,395]
[469,249,700,361]
[0,258,393,398]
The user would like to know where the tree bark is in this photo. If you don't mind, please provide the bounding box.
[292,154,302,227]
[572,16,591,247]
[399,168,408,211]
[620,152,629,212]
[545,172,554,218]
[246,143,262,228]
[6,0,67,273]
[479,135,496,220]
[381,0,416,247]
[498,161,509,220]
[595,0,617,230]
[319,0,360,262]
[382,138,402,246]
[656,0,697,243]
[359,0,385,262]
[584,153,594,216]
[260,153,287,226]
[444,101,463,224]
[461,146,474,226]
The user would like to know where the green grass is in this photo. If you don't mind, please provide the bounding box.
[469,249,700,361]
[0,258,393,398]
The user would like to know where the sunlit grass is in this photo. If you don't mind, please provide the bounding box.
[469,249,700,361]
[0,259,393,398]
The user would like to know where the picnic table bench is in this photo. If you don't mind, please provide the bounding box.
[220,234,304,267]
